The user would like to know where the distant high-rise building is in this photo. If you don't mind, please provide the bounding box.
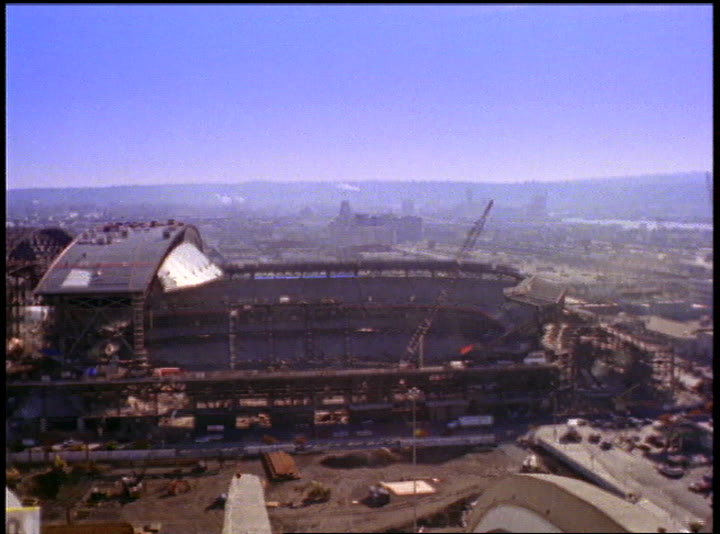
[329,203,423,248]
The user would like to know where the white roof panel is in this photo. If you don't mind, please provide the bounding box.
[61,269,92,288]
[157,242,223,292]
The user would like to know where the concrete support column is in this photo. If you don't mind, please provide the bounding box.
[40,418,48,432]
[77,417,86,432]
[132,294,148,359]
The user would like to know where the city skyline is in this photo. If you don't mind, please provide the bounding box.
[6,4,713,190]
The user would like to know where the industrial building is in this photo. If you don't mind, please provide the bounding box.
[329,200,423,249]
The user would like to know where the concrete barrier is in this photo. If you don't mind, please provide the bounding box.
[7,433,496,464]
[7,447,243,464]
[533,436,627,499]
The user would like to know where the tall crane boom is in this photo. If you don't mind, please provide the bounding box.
[404,200,494,366]
[456,200,494,262]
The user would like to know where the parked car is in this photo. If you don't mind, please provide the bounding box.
[689,454,711,467]
[628,417,643,428]
[689,479,712,493]
[657,463,685,478]
[588,433,601,444]
[559,428,582,444]
[599,441,613,450]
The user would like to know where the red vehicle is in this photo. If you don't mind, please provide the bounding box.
[689,478,713,494]
[153,367,184,378]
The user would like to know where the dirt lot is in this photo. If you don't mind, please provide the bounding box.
[33,444,523,533]
[265,445,520,533]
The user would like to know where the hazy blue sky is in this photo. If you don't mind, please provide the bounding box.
[6,4,713,189]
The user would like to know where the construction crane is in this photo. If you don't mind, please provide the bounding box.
[403,200,494,367]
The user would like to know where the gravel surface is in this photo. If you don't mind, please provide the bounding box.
[265,445,519,533]
[41,444,523,533]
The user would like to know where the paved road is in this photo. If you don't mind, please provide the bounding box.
[533,424,712,531]
[9,430,497,465]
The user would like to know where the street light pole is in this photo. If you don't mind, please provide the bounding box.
[408,387,421,533]
[412,393,417,533]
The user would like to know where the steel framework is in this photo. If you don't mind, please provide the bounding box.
[5,227,73,340]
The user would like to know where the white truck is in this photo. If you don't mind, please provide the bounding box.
[447,415,494,430]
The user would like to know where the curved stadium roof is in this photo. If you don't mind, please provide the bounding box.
[34,221,221,296]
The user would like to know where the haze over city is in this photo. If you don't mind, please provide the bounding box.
[6,4,713,190]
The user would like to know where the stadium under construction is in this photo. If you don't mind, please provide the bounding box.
[7,217,674,441]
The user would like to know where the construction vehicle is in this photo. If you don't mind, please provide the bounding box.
[302,480,331,505]
[207,493,227,510]
[365,484,391,507]
[119,473,144,501]
[191,460,208,474]
[520,453,547,474]
[164,478,191,497]
[404,200,494,367]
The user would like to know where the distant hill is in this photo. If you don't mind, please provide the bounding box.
[6,172,712,222]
